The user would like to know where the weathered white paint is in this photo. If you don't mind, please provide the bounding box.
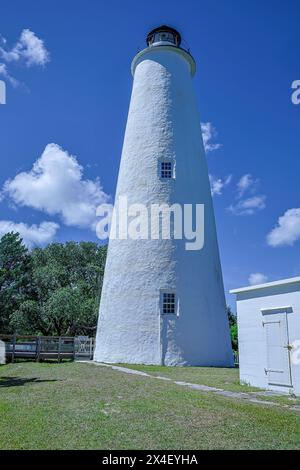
[230,277,300,395]
[94,32,233,366]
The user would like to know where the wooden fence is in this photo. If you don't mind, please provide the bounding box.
[0,335,94,363]
[0,334,238,366]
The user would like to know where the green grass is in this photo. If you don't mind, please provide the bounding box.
[0,361,300,450]
[120,364,300,407]
[120,364,260,392]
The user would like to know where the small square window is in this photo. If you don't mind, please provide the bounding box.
[161,161,173,179]
[162,292,176,314]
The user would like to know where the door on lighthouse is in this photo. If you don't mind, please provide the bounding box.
[263,311,292,387]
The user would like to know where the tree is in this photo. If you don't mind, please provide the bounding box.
[227,306,238,351]
[0,232,33,333]
[11,241,107,336]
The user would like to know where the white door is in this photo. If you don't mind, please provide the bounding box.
[263,312,292,387]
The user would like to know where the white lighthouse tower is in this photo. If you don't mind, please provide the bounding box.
[94,26,233,366]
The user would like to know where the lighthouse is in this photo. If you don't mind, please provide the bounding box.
[94,26,233,366]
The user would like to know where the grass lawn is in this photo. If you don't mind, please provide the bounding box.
[121,364,300,407]
[120,364,260,392]
[1,361,300,450]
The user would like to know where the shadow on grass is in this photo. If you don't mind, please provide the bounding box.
[0,377,58,388]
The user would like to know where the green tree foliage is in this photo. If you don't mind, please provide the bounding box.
[227,306,238,351]
[0,233,33,333]
[0,233,107,336]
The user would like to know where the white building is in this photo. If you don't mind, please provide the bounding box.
[230,277,300,395]
[94,26,233,366]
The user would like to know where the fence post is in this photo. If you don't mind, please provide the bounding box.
[36,337,41,362]
[58,337,61,363]
[11,334,16,363]
[90,338,93,360]
[73,337,76,361]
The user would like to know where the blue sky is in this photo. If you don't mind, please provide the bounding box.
[0,0,299,306]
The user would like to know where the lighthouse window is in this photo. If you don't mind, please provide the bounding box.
[161,161,173,179]
[155,32,175,44]
[162,292,176,314]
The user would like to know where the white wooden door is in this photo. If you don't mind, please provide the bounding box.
[263,312,292,387]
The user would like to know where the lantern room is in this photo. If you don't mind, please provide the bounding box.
[146,25,181,48]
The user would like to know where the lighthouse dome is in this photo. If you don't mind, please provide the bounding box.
[146,25,181,47]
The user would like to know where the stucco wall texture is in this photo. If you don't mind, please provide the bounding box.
[94,44,233,366]
[233,280,300,395]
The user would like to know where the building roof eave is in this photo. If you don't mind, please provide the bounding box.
[229,276,300,295]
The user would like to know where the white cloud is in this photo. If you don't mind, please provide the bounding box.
[248,272,268,285]
[237,174,258,198]
[209,174,232,196]
[228,195,266,215]
[201,122,222,153]
[0,220,59,248]
[0,63,18,87]
[228,173,266,215]
[0,29,49,86]
[0,29,49,67]
[2,143,110,230]
[267,208,300,247]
